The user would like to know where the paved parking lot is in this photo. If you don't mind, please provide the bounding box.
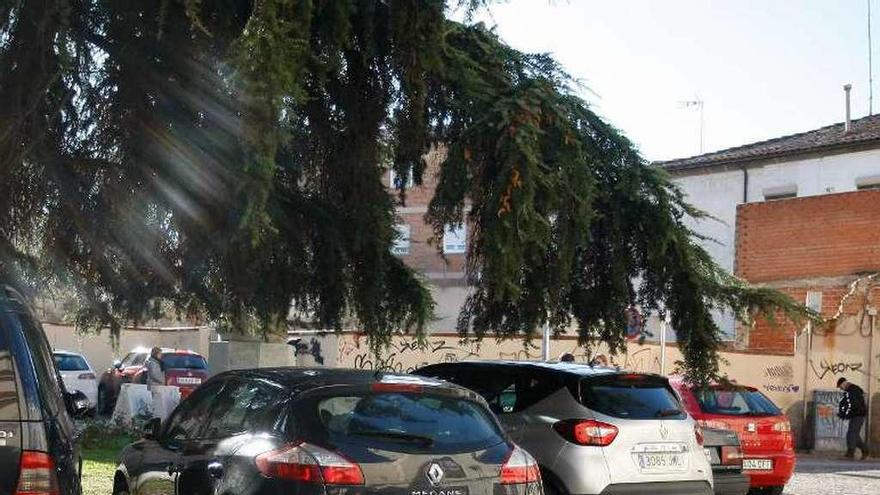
[784,456,880,495]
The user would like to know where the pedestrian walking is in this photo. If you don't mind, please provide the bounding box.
[145,347,165,388]
[837,377,870,460]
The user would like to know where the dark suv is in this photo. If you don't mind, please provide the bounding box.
[114,368,543,495]
[0,285,90,495]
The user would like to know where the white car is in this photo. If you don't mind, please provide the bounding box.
[53,350,99,411]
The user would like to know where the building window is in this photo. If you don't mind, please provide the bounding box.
[856,175,880,190]
[763,185,797,201]
[443,224,467,254]
[391,224,411,256]
[389,167,414,189]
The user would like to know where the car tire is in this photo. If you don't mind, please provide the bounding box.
[748,487,784,495]
[113,476,129,495]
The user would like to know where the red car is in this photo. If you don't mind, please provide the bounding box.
[97,347,209,414]
[670,378,795,495]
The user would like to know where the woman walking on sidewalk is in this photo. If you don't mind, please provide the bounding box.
[837,377,870,460]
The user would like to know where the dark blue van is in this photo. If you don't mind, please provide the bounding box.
[0,285,88,495]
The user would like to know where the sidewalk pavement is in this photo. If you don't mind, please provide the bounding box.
[785,453,880,495]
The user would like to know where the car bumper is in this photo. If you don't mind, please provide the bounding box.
[744,452,796,488]
[712,472,749,495]
[596,481,713,495]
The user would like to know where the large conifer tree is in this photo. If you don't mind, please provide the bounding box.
[0,1,808,378]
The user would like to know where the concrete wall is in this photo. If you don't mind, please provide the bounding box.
[44,324,212,374]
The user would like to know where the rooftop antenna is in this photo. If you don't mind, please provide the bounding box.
[680,98,705,153]
[870,0,874,115]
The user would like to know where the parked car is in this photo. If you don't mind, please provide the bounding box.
[1,285,90,495]
[415,361,714,495]
[703,428,749,495]
[98,347,209,414]
[113,368,542,495]
[669,378,795,495]
[54,350,99,412]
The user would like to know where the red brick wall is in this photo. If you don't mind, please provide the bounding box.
[736,190,880,283]
[735,190,880,353]
[388,147,467,276]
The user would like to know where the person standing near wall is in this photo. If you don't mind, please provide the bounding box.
[145,347,165,388]
[837,377,870,460]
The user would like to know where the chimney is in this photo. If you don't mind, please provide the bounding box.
[844,84,853,132]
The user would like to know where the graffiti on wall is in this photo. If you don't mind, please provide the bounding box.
[760,362,799,393]
[813,389,848,451]
[809,359,863,381]
[291,337,325,365]
[344,336,483,373]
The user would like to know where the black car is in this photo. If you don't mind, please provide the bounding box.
[113,368,543,495]
[703,428,749,495]
[1,285,90,495]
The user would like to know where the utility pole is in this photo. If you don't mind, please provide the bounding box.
[870,0,875,114]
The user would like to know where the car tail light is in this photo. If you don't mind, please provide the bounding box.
[553,419,619,446]
[16,451,59,495]
[255,442,364,485]
[499,445,541,485]
[77,373,95,380]
[720,446,743,466]
[697,419,731,430]
[694,423,704,446]
[773,420,791,432]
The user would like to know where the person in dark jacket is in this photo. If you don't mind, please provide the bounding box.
[837,377,870,459]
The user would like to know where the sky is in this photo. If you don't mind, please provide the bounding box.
[464,0,874,161]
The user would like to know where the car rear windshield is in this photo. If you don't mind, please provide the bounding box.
[694,387,781,416]
[580,374,686,420]
[54,354,89,371]
[163,354,207,369]
[315,391,505,453]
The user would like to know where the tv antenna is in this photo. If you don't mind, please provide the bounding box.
[680,98,705,154]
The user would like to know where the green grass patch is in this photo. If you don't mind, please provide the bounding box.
[82,446,119,495]
[78,420,138,495]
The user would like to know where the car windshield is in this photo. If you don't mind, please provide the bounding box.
[694,387,781,416]
[162,353,207,369]
[54,354,90,371]
[315,391,504,453]
[580,374,686,420]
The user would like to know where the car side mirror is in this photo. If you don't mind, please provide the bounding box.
[66,390,91,418]
[113,360,122,370]
[143,417,162,441]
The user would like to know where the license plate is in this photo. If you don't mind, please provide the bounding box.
[411,488,468,495]
[636,453,687,472]
[177,377,202,385]
[743,458,773,471]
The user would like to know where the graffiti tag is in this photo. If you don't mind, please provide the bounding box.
[809,359,863,380]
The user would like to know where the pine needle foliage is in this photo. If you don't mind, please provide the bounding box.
[0,1,812,376]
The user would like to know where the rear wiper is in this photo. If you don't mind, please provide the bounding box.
[350,431,435,445]
[656,408,683,418]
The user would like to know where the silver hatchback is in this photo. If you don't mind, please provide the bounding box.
[415,361,713,495]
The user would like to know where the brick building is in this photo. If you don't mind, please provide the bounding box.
[736,190,880,354]
[387,148,469,332]
[659,112,880,343]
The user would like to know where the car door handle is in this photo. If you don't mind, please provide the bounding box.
[207,461,224,480]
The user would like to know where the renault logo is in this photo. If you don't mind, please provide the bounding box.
[659,423,669,440]
[426,463,445,486]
